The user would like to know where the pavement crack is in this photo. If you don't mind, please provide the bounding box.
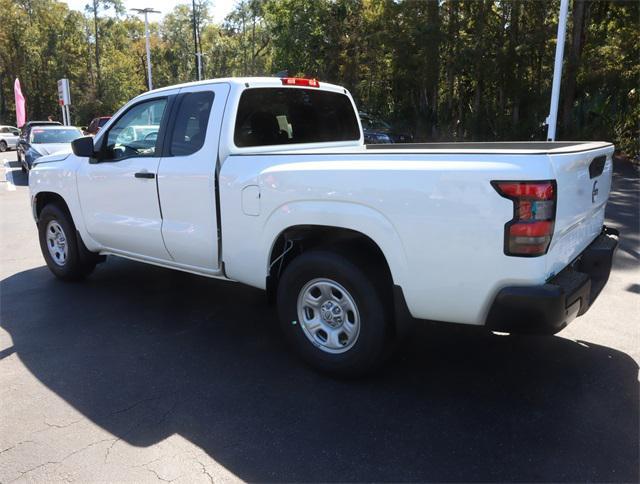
[194,458,215,484]
[144,467,172,482]
[108,393,169,417]
[1,440,34,455]
[104,397,178,464]
[10,437,115,482]
[41,417,84,430]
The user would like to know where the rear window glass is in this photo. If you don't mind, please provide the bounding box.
[234,88,360,147]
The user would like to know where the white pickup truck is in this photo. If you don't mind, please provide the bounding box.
[29,77,619,375]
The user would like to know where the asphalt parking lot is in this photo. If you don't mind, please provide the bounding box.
[1,150,638,483]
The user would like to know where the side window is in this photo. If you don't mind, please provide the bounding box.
[0,127,8,133]
[170,91,214,156]
[105,98,167,160]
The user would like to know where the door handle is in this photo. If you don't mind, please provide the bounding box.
[134,171,155,179]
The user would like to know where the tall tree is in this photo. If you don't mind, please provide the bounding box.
[85,0,124,97]
[1,0,637,155]
[561,0,589,135]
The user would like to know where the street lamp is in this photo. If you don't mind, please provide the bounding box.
[546,0,570,141]
[131,7,161,91]
[192,0,203,81]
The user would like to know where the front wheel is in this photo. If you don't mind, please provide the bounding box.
[37,204,98,281]
[277,250,392,377]
[0,140,7,152]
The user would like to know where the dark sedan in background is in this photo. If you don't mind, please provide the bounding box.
[359,112,413,144]
[18,125,83,171]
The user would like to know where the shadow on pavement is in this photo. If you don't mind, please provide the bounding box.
[606,158,639,270]
[1,257,638,482]
[4,162,28,186]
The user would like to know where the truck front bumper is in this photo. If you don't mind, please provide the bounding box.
[485,226,619,334]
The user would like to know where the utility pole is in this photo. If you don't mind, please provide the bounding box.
[546,0,570,141]
[131,8,161,91]
[192,0,203,81]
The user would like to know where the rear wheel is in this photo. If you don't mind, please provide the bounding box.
[277,250,392,377]
[0,140,7,152]
[38,203,98,281]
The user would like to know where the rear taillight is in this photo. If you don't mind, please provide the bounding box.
[492,180,557,257]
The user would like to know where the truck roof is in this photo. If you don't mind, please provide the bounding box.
[141,77,347,97]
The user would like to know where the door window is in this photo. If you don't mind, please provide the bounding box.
[105,98,167,160]
[170,92,214,156]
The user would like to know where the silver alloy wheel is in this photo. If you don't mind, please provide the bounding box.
[45,220,68,266]
[296,278,361,354]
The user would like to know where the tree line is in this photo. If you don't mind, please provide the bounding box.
[0,0,637,153]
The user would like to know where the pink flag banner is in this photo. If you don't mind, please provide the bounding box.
[14,78,26,128]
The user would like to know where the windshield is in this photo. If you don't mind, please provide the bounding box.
[98,118,110,127]
[31,128,83,144]
[360,116,391,130]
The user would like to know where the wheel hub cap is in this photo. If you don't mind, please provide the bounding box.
[297,278,360,354]
[321,301,344,328]
[45,220,68,266]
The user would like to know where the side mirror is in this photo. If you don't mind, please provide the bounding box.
[72,136,96,158]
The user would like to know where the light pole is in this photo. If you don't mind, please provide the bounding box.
[546,0,570,141]
[131,8,161,91]
[192,0,202,81]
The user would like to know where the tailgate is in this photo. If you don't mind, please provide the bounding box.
[546,145,615,276]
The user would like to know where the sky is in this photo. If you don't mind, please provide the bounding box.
[60,0,238,24]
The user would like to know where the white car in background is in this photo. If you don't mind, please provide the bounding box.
[20,125,83,171]
[0,125,20,152]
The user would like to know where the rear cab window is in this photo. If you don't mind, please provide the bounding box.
[170,91,214,156]
[234,88,360,148]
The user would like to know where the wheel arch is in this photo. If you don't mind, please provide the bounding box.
[34,191,70,221]
[32,190,101,253]
[266,224,415,342]
[266,224,401,308]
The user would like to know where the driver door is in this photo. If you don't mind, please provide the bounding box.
[77,94,174,261]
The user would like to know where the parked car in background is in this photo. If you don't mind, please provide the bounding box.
[86,116,111,136]
[17,121,62,166]
[0,125,20,152]
[19,125,83,171]
[359,112,413,144]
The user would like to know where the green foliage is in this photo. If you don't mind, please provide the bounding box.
[0,0,637,153]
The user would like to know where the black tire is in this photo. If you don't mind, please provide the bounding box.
[277,250,392,377]
[0,140,6,152]
[38,203,98,281]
